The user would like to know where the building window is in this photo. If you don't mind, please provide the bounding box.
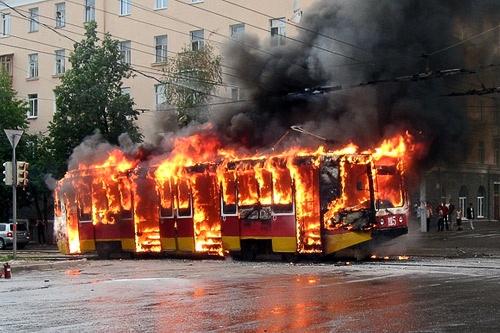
[230,24,245,39]
[2,13,11,37]
[477,186,486,218]
[155,35,168,63]
[55,50,65,75]
[28,54,39,78]
[28,94,38,118]
[0,54,13,76]
[155,0,168,9]
[270,18,286,47]
[56,3,66,27]
[155,84,167,107]
[458,185,468,215]
[119,41,131,65]
[29,8,39,32]
[477,197,484,218]
[190,30,204,51]
[459,196,467,214]
[120,0,131,15]
[85,0,95,22]
[479,140,485,164]
[495,141,500,165]
[231,87,240,101]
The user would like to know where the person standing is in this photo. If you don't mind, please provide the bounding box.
[36,219,46,245]
[425,201,433,232]
[448,200,456,230]
[466,203,475,230]
[436,202,444,231]
[441,202,449,231]
[456,207,463,231]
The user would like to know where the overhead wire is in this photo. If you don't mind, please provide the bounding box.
[219,0,371,53]
[1,3,235,97]
[0,0,78,43]
[174,0,364,63]
[64,0,278,90]
[3,0,500,112]
[1,0,239,91]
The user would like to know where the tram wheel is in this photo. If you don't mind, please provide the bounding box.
[241,242,257,261]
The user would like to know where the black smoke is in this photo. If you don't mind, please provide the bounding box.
[215,0,500,170]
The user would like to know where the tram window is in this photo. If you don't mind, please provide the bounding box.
[272,166,293,208]
[177,181,192,217]
[78,207,91,221]
[78,196,92,221]
[343,163,370,208]
[161,207,173,217]
[223,203,237,214]
[160,181,174,217]
[177,207,192,217]
[273,203,293,213]
[222,172,237,214]
[119,178,132,211]
[121,209,132,219]
[319,162,340,212]
[237,172,260,206]
[375,168,403,208]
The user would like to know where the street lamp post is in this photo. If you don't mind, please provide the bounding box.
[4,129,24,259]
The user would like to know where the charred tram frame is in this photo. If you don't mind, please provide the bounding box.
[54,153,408,260]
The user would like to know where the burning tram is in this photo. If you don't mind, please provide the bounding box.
[54,141,409,260]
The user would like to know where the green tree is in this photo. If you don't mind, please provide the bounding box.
[163,42,223,127]
[49,21,142,179]
[0,67,29,220]
[22,133,56,224]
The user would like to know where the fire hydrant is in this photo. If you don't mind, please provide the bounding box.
[4,262,11,279]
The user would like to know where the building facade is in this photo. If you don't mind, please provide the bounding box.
[0,0,304,141]
[2,1,500,222]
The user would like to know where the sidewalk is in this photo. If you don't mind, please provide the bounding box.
[3,219,500,275]
[3,243,90,275]
[402,218,500,258]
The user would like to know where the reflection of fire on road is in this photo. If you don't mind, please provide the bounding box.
[54,133,411,260]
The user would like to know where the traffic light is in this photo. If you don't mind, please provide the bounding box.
[2,162,13,185]
[16,161,29,187]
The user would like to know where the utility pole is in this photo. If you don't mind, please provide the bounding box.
[4,129,23,259]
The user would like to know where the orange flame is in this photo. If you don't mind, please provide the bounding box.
[55,131,411,255]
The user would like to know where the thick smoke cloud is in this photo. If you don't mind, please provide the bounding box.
[64,0,500,179]
[216,0,500,169]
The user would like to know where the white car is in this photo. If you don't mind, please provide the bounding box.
[0,223,30,250]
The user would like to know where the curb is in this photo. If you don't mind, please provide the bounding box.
[8,258,89,274]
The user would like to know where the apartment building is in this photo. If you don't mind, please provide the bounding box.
[0,0,305,142]
[2,1,500,221]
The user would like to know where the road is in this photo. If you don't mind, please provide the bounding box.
[1,256,500,332]
[0,220,499,332]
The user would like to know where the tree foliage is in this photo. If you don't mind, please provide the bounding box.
[163,43,223,127]
[49,21,142,178]
[22,133,57,223]
[0,68,29,220]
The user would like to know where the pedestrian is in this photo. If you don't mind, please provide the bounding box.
[425,201,433,232]
[36,219,46,245]
[448,200,456,230]
[441,202,449,231]
[466,203,475,230]
[456,207,463,231]
[436,202,444,231]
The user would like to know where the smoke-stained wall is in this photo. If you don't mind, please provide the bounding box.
[217,0,500,176]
